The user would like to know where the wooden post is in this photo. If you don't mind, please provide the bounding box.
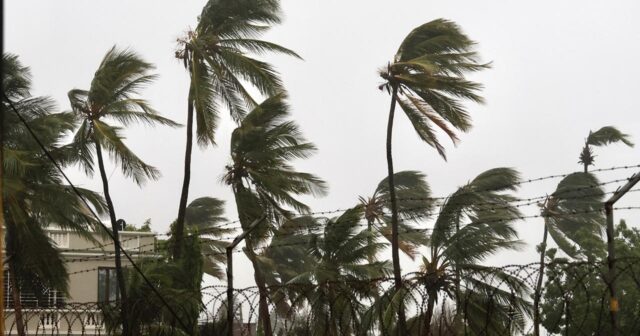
[226,215,266,336]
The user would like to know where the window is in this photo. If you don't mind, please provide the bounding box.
[97,268,119,302]
[121,236,140,251]
[48,232,69,248]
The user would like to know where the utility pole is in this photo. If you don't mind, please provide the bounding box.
[226,215,266,336]
[605,172,640,336]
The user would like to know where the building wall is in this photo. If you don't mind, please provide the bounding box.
[4,228,159,335]
[60,230,158,303]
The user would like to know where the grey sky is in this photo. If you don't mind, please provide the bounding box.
[5,0,640,288]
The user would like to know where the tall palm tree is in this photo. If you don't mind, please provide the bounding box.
[578,126,634,173]
[2,53,107,336]
[359,171,433,261]
[377,20,490,326]
[223,93,327,336]
[414,168,527,335]
[173,0,301,259]
[285,207,391,336]
[67,46,178,336]
[532,173,605,336]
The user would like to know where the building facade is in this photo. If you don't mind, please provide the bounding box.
[4,227,157,335]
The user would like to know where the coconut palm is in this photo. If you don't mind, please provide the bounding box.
[67,46,178,335]
[359,171,434,261]
[578,126,634,173]
[532,172,605,336]
[378,20,490,325]
[223,93,327,335]
[168,197,233,279]
[2,53,107,336]
[412,168,527,334]
[283,207,391,335]
[173,0,301,259]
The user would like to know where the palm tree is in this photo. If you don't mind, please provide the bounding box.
[67,46,178,335]
[359,171,434,262]
[2,53,107,336]
[532,173,605,336]
[377,19,490,326]
[284,207,391,335]
[167,196,233,279]
[413,168,527,335]
[173,0,301,259]
[223,93,327,335]
[578,126,634,173]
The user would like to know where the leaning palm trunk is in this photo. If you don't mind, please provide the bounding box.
[533,225,548,336]
[174,94,195,259]
[94,142,129,336]
[385,84,407,334]
[232,182,273,336]
[245,240,273,336]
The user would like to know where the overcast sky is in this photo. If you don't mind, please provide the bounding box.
[5,0,640,288]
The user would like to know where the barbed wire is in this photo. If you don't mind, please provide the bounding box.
[64,206,640,270]
[62,182,640,256]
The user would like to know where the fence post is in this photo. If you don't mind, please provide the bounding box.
[226,215,267,336]
[604,172,640,336]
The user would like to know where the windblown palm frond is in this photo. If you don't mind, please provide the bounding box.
[359,171,433,259]
[67,46,178,185]
[578,126,634,171]
[176,0,301,145]
[541,173,605,258]
[380,19,490,159]
[225,92,327,225]
[179,197,232,279]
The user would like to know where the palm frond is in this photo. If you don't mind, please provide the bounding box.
[586,126,634,147]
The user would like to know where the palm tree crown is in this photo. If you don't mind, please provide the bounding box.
[68,46,178,184]
[578,126,634,172]
[176,0,301,145]
[380,18,490,158]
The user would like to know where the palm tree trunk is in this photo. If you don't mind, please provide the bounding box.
[245,240,273,336]
[366,219,387,335]
[231,180,273,336]
[424,289,437,336]
[95,141,130,336]
[533,225,548,336]
[174,95,195,259]
[385,84,406,335]
[8,265,25,336]
[454,212,463,329]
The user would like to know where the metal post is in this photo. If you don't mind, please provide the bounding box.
[604,172,640,336]
[226,215,266,336]
[604,203,618,335]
